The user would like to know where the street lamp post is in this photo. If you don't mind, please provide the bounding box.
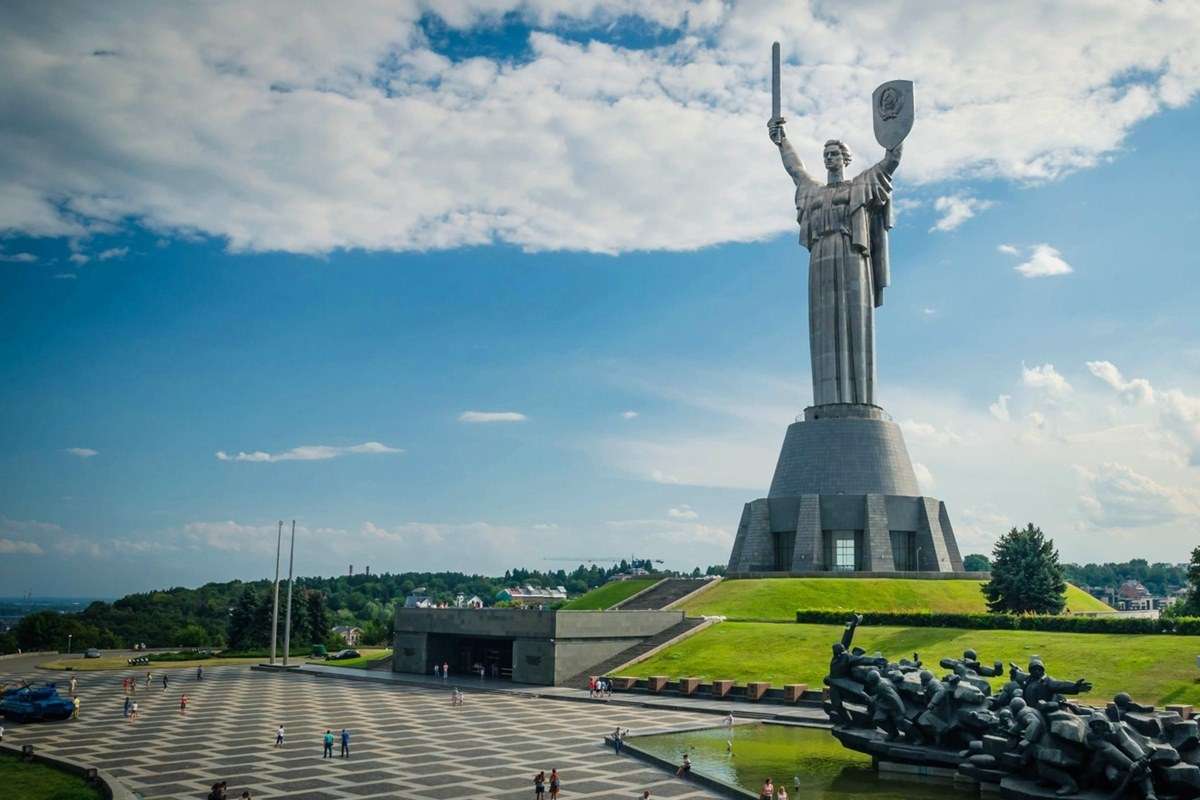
[67,634,72,656]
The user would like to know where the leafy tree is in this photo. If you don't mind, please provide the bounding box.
[176,623,210,647]
[227,587,262,651]
[982,524,1067,614]
[306,590,330,646]
[963,553,990,572]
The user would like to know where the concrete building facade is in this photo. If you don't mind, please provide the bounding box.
[727,403,964,574]
[392,607,683,685]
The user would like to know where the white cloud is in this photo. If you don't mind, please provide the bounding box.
[1021,363,1072,398]
[913,462,935,493]
[97,246,129,261]
[0,538,45,555]
[0,4,1197,254]
[1077,462,1200,528]
[1014,243,1073,278]
[900,419,963,446]
[621,410,639,419]
[458,411,528,423]
[997,244,1019,256]
[988,394,1011,422]
[64,447,98,458]
[921,307,937,316]
[0,251,36,262]
[215,441,401,463]
[668,505,699,520]
[1086,360,1154,405]
[929,194,993,232]
[68,253,89,265]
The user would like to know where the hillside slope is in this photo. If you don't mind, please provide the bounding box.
[679,578,1112,620]
[560,578,657,610]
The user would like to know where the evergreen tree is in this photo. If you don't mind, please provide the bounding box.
[982,524,1067,614]
[963,553,991,572]
[306,589,330,645]
[227,587,261,650]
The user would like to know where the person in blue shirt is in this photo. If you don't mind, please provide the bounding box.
[339,728,350,758]
[322,730,334,758]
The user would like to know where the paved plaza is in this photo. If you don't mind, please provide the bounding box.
[1,660,723,799]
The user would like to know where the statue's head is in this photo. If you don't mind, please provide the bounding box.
[919,670,934,685]
[963,649,977,661]
[864,669,881,687]
[1028,658,1045,677]
[1113,692,1132,708]
[823,139,852,171]
[1009,697,1026,714]
[832,643,846,657]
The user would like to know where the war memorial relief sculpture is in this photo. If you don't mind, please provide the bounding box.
[823,614,1200,800]
[727,45,964,575]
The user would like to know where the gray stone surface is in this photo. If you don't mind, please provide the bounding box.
[768,410,919,498]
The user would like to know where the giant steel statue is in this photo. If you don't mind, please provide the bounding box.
[767,41,913,408]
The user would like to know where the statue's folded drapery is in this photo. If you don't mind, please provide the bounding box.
[795,161,894,406]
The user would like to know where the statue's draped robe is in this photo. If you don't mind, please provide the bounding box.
[794,162,894,406]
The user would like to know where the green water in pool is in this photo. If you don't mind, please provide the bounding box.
[630,723,963,798]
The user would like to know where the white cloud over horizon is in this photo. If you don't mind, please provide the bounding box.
[64,447,98,458]
[929,194,993,232]
[1,3,1197,255]
[458,411,528,423]
[215,441,402,463]
[1012,244,1074,278]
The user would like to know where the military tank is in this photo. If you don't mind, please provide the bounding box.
[0,682,75,722]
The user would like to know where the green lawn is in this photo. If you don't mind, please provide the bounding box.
[307,648,391,669]
[560,578,658,610]
[624,621,1200,706]
[0,752,103,800]
[679,578,1111,620]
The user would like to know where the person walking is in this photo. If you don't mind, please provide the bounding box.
[322,730,334,758]
[162,673,169,691]
[275,725,285,747]
[180,694,189,714]
[758,777,774,800]
[339,728,350,758]
[123,695,131,717]
[122,677,128,695]
[72,695,80,720]
[69,676,77,697]
[549,768,561,799]
[442,661,449,681]
[534,771,546,800]
[613,727,625,755]
[776,784,789,800]
[145,671,151,689]
[196,665,203,681]
[129,701,138,722]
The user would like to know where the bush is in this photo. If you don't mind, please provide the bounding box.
[793,609,1200,635]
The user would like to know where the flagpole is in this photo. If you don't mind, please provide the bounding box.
[282,520,296,666]
[269,520,282,665]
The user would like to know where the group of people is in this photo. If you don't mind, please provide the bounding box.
[321,728,351,758]
[587,676,612,698]
[754,777,792,800]
[532,768,561,799]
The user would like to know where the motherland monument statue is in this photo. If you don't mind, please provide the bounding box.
[725,44,964,575]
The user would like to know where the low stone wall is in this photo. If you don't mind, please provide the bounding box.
[606,675,825,706]
[0,741,136,800]
[725,571,991,580]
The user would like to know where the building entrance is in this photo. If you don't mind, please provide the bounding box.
[426,633,514,680]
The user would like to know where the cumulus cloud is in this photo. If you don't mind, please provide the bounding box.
[0,538,45,555]
[458,411,528,423]
[96,246,129,261]
[1014,244,1073,278]
[0,251,36,262]
[929,194,993,232]
[215,441,401,462]
[913,462,935,493]
[997,244,1019,256]
[1086,361,1200,465]
[1077,462,1200,528]
[621,410,639,419]
[1,3,1197,254]
[64,447,98,458]
[988,394,1011,422]
[1021,363,1072,398]
[668,505,699,520]
[1086,360,1154,405]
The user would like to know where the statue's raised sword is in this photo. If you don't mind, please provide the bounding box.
[770,41,782,144]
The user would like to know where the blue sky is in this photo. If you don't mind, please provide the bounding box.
[2,2,1200,595]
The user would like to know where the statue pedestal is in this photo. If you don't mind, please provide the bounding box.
[727,404,964,574]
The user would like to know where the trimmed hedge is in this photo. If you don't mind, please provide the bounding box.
[795,609,1200,635]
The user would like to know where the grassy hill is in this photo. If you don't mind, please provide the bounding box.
[624,621,1200,705]
[560,578,658,610]
[679,578,1112,620]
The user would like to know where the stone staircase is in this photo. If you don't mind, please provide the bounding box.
[614,577,715,610]
[562,616,707,689]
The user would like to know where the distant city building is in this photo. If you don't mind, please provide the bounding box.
[404,588,434,609]
[454,594,484,609]
[495,585,568,606]
[331,625,363,646]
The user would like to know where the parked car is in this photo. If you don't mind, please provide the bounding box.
[328,649,361,661]
[84,648,101,659]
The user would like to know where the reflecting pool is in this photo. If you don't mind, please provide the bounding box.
[630,723,963,799]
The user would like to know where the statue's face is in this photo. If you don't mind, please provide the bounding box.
[823,145,845,171]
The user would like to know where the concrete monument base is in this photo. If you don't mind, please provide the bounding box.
[727,403,964,574]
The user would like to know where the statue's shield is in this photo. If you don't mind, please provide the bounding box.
[872,80,914,149]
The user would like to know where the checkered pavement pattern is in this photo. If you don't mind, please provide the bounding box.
[0,664,720,800]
